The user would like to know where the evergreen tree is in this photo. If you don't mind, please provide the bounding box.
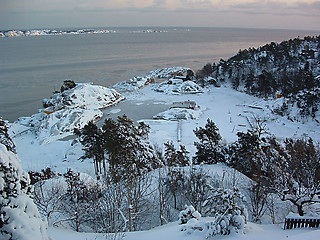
[164,141,189,167]
[193,119,224,164]
[0,117,16,153]
[203,187,247,237]
[176,145,190,167]
[163,141,177,167]
[227,130,262,179]
[61,169,95,232]
[102,115,160,182]
[75,121,106,176]
[164,169,185,210]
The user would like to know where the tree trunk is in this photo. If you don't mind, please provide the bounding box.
[103,157,106,175]
[297,204,304,216]
[159,169,164,225]
[128,205,132,232]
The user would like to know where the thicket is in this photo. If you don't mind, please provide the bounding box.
[193,118,320,218]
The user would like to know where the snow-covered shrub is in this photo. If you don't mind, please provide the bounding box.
[28,167,59,185]
[179,187,247,238]
[203,187,247,237]
[0,117,15,153]
[0,143,48,240]
[178,205,201,224]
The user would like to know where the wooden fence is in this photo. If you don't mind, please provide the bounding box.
[284,217,320,230]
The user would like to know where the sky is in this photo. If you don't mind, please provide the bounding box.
[0,0,320,30]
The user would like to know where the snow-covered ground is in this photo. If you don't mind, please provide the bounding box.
[8,70,320,171]
[48,221,320,240]
[6,67,320,239]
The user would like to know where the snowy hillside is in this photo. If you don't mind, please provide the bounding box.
[42,82,123,110]
[4,64,320,240]
[10,81,320,171]
[199,36,320,123]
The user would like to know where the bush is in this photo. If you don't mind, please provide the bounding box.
[178,205,201,224]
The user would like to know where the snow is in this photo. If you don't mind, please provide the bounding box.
[8,77,320,172]
[10,83,124,144]
[153,107,202,120]
[43,83,123,110]
[47,221,320,240]
[4,67,320,240]
[113,76,154,92]
[153,79,203,94]
[0,144,49,240]
[148,67,190,79]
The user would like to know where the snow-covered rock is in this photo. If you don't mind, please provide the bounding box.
[113,76,155,92]
[148,67,190,79]
[153,79,203,94]
[43,83,124,111]
[14,83,124,144]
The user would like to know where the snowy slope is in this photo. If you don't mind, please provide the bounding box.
[6,72,320,240]
[47,221,320,240]
[10,81,320,171]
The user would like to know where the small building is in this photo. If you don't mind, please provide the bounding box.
[174,75,189,81]
[170,100,197,110]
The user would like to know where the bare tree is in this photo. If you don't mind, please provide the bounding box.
[272,138,320,216]
[33,178,66,226]
[246,181,269,223]
[248,114,269,138]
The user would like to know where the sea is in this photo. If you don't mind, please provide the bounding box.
[1,27,319,122]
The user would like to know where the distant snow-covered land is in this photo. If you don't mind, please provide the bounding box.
[0,29,113,37]
[0,28,172,38]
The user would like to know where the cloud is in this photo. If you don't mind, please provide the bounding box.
[1,0,320,14]
[1,0,319,30]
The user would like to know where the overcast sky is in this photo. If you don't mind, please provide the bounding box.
[1,0,320,30]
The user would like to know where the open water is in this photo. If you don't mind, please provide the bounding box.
[1,27,319,122]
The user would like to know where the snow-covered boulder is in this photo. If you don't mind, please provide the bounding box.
[0,144,49,240]
[153,79,203,94]
[42,83,124,111]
